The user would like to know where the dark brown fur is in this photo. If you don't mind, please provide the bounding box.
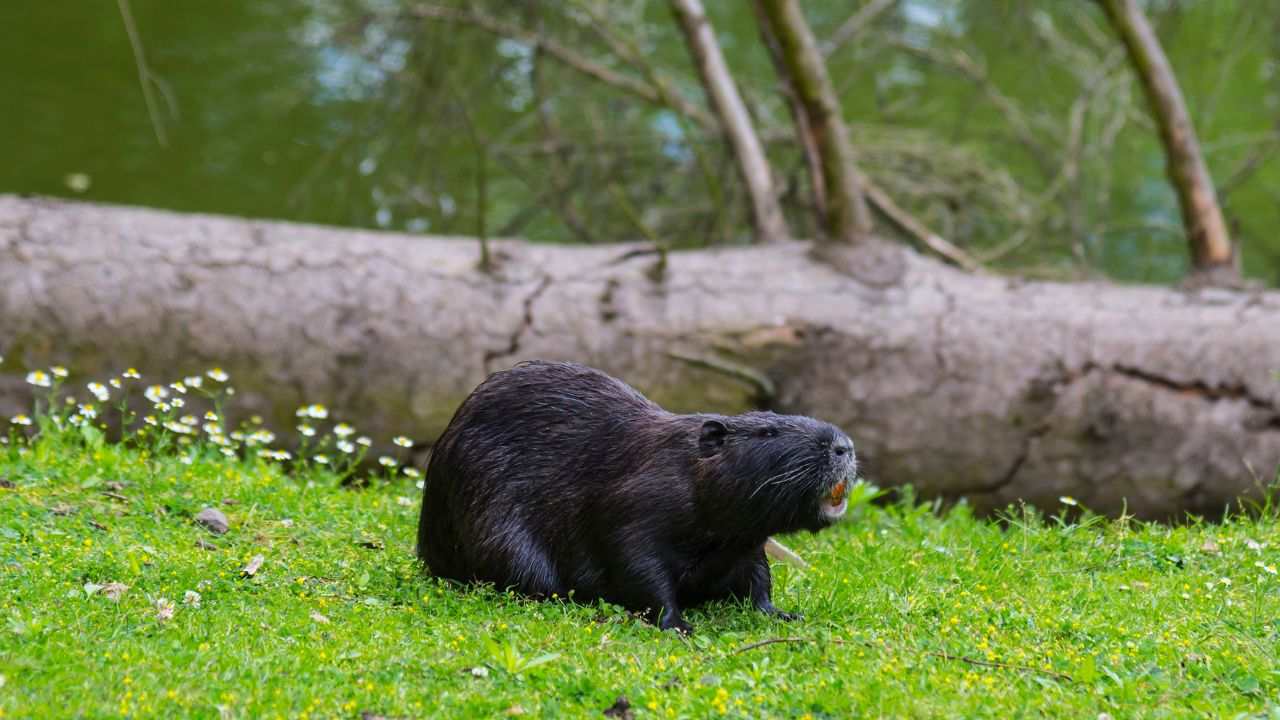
[416,361,855,633]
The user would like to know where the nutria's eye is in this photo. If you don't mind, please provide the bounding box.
[758,427,778,438]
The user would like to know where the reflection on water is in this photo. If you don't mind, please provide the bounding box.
[1,1,1277,284]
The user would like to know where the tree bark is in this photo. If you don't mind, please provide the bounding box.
[669,0,789,243]
[3,195,1279,519]
[1099,0,1236,279]
[753,0,873,245]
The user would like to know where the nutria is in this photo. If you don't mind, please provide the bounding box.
[416,361,856,633]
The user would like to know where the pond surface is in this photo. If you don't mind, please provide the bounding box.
[3,1,1278,284]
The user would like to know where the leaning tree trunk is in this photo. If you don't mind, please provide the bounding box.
[1099,0,1236,280]
[670,0,789,243]
[2,195,1279,519]
[753,0,873,244]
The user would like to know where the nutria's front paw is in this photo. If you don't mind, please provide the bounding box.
[659,615,694,635]
[756,601,801,621]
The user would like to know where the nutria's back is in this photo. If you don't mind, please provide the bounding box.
[417,362,679,584]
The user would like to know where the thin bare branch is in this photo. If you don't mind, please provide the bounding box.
[412,4,711,125]
[558,1,719,131]
[666,351,777,404]
[883,35,1051,178]
[863,182,984,272]
[821,0,898,57]
[1220,120,1280,197]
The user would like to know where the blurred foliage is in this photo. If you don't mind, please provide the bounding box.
[2,0,1278,284]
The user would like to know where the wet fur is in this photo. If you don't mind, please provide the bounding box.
[416,361,855,633]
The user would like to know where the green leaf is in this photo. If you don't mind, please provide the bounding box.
[1075,655,1098,684]
[519,652,561,671]
[80,424,104,449]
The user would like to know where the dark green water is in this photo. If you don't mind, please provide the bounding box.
[3,1,1278,284]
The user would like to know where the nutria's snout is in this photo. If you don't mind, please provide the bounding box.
[820,435,857,521]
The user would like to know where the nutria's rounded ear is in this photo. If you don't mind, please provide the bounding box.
[699,419,727,455]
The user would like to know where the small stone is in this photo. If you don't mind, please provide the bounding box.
[195,507,229,535]
[102,582,128,602]
[1200,538,1220,554]
[469,666,489,678]
[241,554,264,578]
[310,611,330,624]
[602,696,633,720]
[195,538,218,551]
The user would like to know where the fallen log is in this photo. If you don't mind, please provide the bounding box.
[1,195,1277,518]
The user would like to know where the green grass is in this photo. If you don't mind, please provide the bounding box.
[3,428,1280,718]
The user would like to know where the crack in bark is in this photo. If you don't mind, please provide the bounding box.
[483,274,553,371]
[977,423,1052,496]
[1107,363,1278,414]
[977,359,1280,498]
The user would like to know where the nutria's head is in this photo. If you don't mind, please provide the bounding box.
[695,411,857,535]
